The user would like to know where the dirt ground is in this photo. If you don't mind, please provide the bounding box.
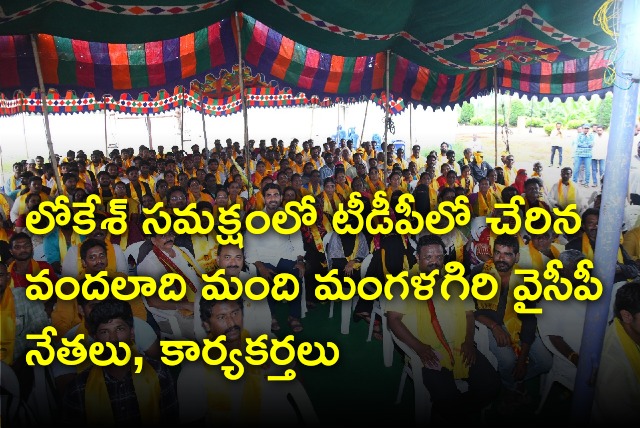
[451,124,602,202]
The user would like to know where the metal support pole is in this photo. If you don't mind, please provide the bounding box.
[103,96,108,155]
[30,34,62,194]
[337,102,340,141]
[22,113,30,158]
[384,49,390,183]
[409,103,413,147]
[200,96,208,151]
[310,105,315,140]
[493,66,498,167]
[180,102,184,151]
[360,100,369,145]
[571,0,640,423]
[145,115,153,150]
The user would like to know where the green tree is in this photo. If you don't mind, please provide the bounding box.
[595,93,613,128]
[509,100,527,126]
[459,102,474,124]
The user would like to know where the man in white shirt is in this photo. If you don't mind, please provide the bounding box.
[591,125,608,187]
[469,134,483,152]
[548,167,585,212]
[549,122,565,168]
[193,244,271,340]
[244,183,306,333]
[137,225,203,339]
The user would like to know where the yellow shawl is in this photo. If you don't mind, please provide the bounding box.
[85,351,161,426]
[0,286,16,365]
[476,260,523,355]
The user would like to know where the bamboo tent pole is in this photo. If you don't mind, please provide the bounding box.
[235,11,250,179]
[30,34,63,195]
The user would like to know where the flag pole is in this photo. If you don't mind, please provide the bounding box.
[30,34,62,195]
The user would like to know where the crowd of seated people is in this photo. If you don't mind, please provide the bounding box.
[1,133,639,425]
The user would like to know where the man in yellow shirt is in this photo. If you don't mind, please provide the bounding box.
[387,235,500,421]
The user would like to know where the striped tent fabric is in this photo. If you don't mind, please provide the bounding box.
[0,19,238,96]
[0,12,614,117]
[246,87,308,108]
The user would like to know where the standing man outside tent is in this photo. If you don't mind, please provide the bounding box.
[549,122,564,168]
[591,125,608,187]
[572,124,594,187]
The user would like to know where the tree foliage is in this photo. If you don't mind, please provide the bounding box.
[595,93,613,128]
[459,102,474,124]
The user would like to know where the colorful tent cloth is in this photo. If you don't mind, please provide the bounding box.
[0,2,615,116]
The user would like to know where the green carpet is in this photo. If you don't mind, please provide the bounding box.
[271,301,573,426]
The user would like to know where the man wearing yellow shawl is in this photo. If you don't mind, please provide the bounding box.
[9,176,50,222]
[593,282,640,424]
[473,235,552,404]
[566,208,639,283]
[53,245,161,393]
[61,299,177,426]
[548,167,584,211]
[503,154,516,186]
[468,178,497,217]
[517,223,565,272]
[179,295,309,425]
[387,235,500,420]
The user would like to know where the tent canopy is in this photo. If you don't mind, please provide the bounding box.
[0,0,616,115]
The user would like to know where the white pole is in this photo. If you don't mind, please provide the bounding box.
[103,96,108,155]
[494,66,498,167]
[180,103,184,152]
[22,113,30,158]
[384,49,390,182]
[145,115,153,150]
[200,96,208,151]
[360,100,369,145]
[30,34,62,194]
[409,103,413,147]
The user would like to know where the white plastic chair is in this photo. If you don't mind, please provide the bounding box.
[1,361,21,425]
[141,296,186,340]
[535,333,576,414]
[25,365,57,424]
[0,362,36,426]
[325,232,363,335]
[123,240,145,275]
[390,331,432,425]
[32,244,46,262]
[284,380,321,426]
[474,321,498,370]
